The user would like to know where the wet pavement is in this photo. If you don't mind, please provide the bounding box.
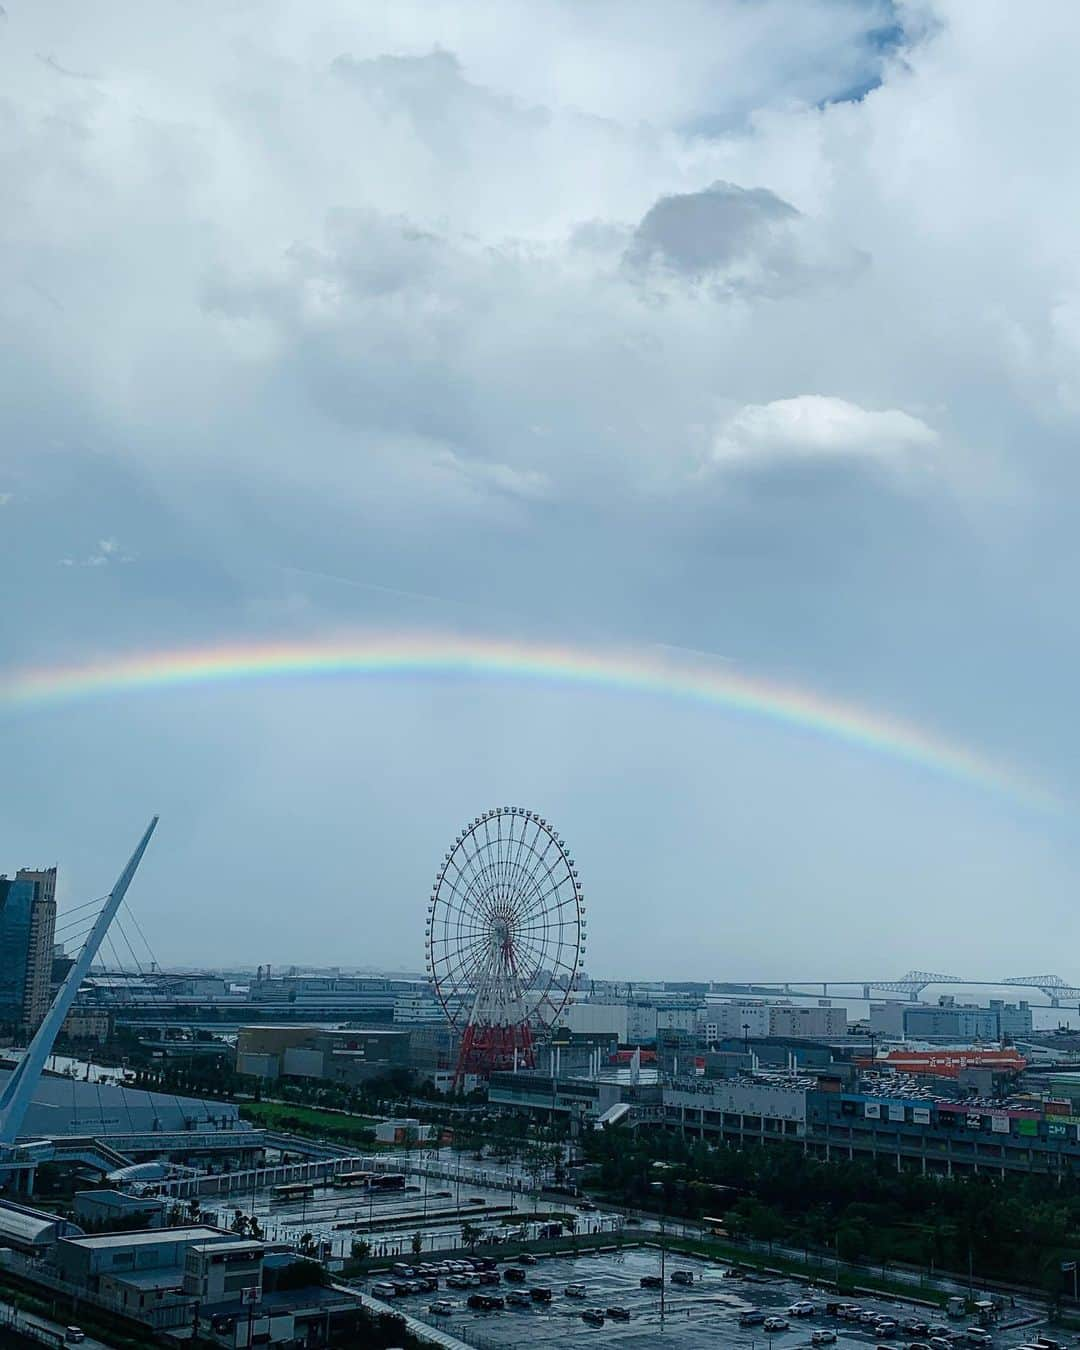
[360,1246,1024,1349]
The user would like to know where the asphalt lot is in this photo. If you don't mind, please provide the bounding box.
[362,1247,1025,1349]
[238,1174,615,1260]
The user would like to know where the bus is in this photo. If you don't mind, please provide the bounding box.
[331,1171,376,1189]
[271,1182,315,1202]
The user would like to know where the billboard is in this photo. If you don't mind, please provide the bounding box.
[913,1107,932,1125]
[869,1048,1026,1078]
[888,1104,906,1123]
[864,1102,881,1119]
[991,1114,1010,1134]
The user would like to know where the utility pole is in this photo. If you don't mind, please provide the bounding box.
[651,1180,666,1331]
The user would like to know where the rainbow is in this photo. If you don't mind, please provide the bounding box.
[0,632,1055,811]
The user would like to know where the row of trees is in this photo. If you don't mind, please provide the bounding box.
[584,1127,1080,1294]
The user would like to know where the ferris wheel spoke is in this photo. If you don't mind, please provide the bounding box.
[502,829,556,915]
[504,813,529,905]
[460,827,503,914]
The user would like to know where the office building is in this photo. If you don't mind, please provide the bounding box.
[703,999,848,1043]
[16,868,57,1035]
[235,1025,411,1084]
[899,997,1033,1043]
[0,868,57,1037]
[0,876,35,1034]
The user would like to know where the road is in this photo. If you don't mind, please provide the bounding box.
[1,1297,113,1349]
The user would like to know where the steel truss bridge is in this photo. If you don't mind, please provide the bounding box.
[725,972,1080,1004]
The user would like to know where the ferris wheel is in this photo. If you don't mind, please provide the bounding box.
[425,807,586,1084]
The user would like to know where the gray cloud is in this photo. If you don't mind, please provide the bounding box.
[4,2,1080,975]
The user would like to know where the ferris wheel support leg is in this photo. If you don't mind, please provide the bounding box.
[453,1021,536,1089]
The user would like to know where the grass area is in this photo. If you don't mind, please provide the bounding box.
[239,1100,381,1145]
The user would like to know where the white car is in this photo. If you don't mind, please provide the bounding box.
[429,1299,454,1315]
[788,1300,815,1316]
[763,1316,790,1332]
[371,1281,397,1297]
[964,1331,992,1346]
[810,1333,837,1346]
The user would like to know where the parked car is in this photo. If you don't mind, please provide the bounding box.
[529,1287,553,1303]
[519,1253,538,1264]
[506,1290,531,1307]
[581,1309,605,1326]
[64,1331,85,1345]
[467,1293,504,1311]
[810,1333,837,1346]
[789,1300,815,1317]
[606,1306,631,1322]
[764,1317,790,1332]
[564,1283,587,1298]
[504,1267,527,1282]
[371,1282,397,1297]
[929,1339,952,1350]
[479,1272,500,1285]
[429,1300,454,1316]
[739,1310,766,1327]
[640,1275,663,1290]
[964,1332,992,1346]
[670,1270,694,1286]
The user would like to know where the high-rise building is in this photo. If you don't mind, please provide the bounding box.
[0,868,57,1037]
[17,868,57,1036]
[0,876,35,1034]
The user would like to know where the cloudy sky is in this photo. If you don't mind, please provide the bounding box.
[3,0,1080,981]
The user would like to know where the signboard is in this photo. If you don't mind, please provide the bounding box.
[864,1102,881,1119]
[913,1107,932,1125]
[991,1114,1010,1134]
[1049,1123,1069,1138]
[1062,1261,1077,1273]
[240,1287,262,1305]
[966,1113,983,1130]
[888,1104,906,1123]
[1018,1118,1038,1137]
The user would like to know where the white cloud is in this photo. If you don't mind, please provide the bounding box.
[58,537,135,568]
[713,395,938,471]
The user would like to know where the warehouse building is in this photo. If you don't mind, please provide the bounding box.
[235,1025,410,1084]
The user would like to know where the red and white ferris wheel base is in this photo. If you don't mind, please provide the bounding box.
[454,1020,535,1089]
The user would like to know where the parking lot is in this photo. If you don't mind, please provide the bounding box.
[360,1246,1029,1348]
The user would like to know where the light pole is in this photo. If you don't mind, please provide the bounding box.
[742,1023,751,1060]
[650,1180,666,1331]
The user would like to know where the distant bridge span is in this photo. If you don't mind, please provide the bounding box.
[721,971,1080,1004]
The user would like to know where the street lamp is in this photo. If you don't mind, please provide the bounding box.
[650,1179,666,1331]
[742,1023,751,1059]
